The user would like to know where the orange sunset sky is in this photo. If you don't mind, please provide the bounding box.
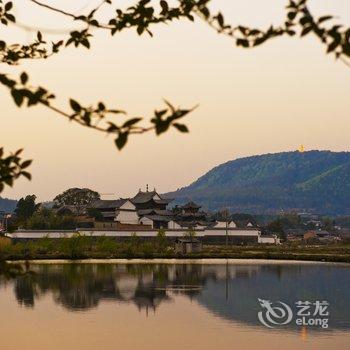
[1,0,349,201]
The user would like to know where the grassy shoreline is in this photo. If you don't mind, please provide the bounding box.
[2,249,350,264]
[1,237,350,263]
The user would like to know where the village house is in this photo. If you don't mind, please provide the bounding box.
[258,234,281,244]
[303,230,338,242]
[214,220,237,228]
[174,238,203,254]
[285,229,306,241]
[213,219,257,229]
[298,212,323,227]
[92,199,139,224]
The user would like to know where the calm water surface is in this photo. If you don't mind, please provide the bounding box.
[0,260,349,350]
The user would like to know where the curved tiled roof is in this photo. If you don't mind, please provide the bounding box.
[132,191,157,204]
[132,191,173,204]
[141,215,172,222]
[181,201,201,209]
[138,209,174,216]
[90,199,129,209]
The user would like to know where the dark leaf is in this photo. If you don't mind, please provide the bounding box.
[20,72,28,85]
[11,89,24,107]
[318,16,333,24]
[123,118,142,128]
[173,123,189,133]
[21,159,32,169]
[115,132,128,150]
[69,99,81,112]
[21,171,32,180]
[4,2,12,11]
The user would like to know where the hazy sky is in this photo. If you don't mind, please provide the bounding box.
[1,0,349,201]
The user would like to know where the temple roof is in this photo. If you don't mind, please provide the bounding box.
[174,220,214,228]
[178,212,206,218]
[132,190,173,205]
[142,215,172,222]
[132,191,158,204]
[138,209,173,216]
[181,201,201,209]
[91,199,128,209]
[174,220,198,228]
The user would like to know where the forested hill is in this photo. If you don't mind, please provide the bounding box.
[0,197,17,212]
[166,150,350,215]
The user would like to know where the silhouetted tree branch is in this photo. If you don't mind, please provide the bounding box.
[0,0,349,192]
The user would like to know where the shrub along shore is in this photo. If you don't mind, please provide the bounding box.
[1,236,350,263]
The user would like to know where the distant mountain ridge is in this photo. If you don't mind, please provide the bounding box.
[166,150,350,215]
[0,197,17,213]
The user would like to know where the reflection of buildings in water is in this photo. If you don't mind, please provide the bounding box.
[117,275,139,300]
[5,263,350,331]
[11,264,176,313]
[10,263,220,311]
[10,263,262,312]
[201,264,260,280]
[133,285,170,314]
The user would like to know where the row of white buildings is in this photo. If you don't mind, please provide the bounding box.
[87,189,256,231]
[8,189,280,244]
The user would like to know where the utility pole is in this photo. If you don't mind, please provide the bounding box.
[225,209,229,247]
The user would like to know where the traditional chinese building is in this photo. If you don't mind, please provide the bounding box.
[181,201,201,214]
[174,201,214,229]
[131,189,173,211]
[132,189,176,229]
[91,198,139,224]
[79,188,219,230]
[89,188,176,229]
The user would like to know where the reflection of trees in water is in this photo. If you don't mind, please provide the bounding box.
[8,263,263,312]
[0,261,38,307]
[1,262,307,313]
[0,261,23,285]
[3,262,350,332]
[14,274,38,307]
[10,263,234,311]
[5,262,350,331]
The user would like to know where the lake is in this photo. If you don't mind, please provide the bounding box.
[0,260,349,350]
